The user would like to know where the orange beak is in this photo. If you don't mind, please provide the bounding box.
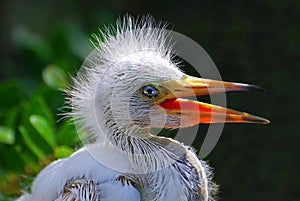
[158,75,269,126]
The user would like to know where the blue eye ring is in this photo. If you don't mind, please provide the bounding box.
[141,85,159,98]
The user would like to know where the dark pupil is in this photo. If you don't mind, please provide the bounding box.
[147,88,153,95]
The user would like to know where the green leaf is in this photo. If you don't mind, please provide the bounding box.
[4,106,20,128]
[42,65,68,89]
[57,119,81,146]
[54,145,73,158]
[29,115,56,148]
[25,96,55,126]
[19,125,46,159]
[12,26,53,63]
[15,145,40,173]
[0,126,15,144]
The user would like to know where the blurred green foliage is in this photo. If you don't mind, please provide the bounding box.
[0,0,299,200]
[0,23,89,200]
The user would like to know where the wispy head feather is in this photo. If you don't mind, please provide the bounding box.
[66,15,181,143]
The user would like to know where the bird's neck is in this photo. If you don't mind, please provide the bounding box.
[105,125,187,174]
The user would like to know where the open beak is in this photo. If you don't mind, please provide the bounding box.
[158,75,269,125]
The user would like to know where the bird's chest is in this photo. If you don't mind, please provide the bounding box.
[135,160,205,201]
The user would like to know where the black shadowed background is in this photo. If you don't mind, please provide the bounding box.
[0,0,299,200]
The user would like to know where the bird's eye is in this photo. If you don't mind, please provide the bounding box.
[141,85,159,98]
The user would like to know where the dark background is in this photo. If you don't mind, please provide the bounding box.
[0,0,299,200]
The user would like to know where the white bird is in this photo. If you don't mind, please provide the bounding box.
[17,16,269,201]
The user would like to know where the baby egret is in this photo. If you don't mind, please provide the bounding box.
[17,16,269,201]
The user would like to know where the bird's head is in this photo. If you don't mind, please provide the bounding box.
[69,17,269,144]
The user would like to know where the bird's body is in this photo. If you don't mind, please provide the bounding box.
[18,141,213,201]
[31,144,140,201]
[23,139,214,201]
[17,16,268,201]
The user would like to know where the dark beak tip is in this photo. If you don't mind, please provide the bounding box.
[246,116,270,124]
[245,84,266,92]
[259,119,270,125]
